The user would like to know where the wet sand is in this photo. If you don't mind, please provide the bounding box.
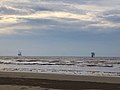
[0,85,52,90]
[0,71,120,90]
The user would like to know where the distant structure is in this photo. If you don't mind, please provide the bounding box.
[18,50,22,56]
[91,52,95,58]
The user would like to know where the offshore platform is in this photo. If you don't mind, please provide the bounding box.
[91,52,95,58]
[18,50,22,56]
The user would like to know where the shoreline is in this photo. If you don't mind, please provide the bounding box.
[0,71,120,84]
[0,71,120,90]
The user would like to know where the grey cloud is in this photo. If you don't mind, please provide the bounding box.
[22,18,59,26]
[100,10,120,23]
[0,0,120,35]
[104,10,120,15]
[104,15,120,23]
[78,0,120,6]
[0,6,21,15]
[0,6,34,15]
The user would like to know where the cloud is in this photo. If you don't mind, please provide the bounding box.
[0,16,19,24]
[0,28,16,35]
[20,11,95,21]
[89,20,120,28]
[0,0,120,34]
[101,10,120,23]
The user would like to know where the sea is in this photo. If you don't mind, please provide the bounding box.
[0,56,120,76]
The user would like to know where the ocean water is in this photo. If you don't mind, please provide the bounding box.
[0,56,120,76]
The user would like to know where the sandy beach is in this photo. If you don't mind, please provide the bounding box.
[0,71,120,90]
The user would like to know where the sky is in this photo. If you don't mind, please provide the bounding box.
[0,0,120,56]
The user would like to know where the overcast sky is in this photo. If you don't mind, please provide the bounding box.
[0,0,120,56]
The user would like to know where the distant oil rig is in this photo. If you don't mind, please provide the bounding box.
[18,50,22,56]
[91,52,95,58]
